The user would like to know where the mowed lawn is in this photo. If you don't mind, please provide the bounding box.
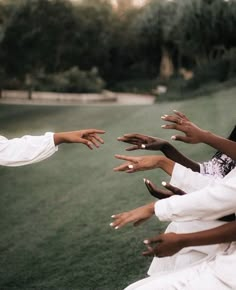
[0,89,235,289]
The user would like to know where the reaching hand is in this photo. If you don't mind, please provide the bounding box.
[142,232,184,257]
[113,154,164,173]
[161,110,207,144]
[54,129,105,149]
[110,202,155,230]
[117,133,168,151]
[144,179,187,199]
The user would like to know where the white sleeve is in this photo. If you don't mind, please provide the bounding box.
[170,163,217,193]
[155,169,236,222]
[0,133,58,166]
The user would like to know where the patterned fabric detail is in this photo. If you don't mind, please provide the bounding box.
[201,154,236,178]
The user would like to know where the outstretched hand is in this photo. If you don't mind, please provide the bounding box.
[113,154,164,173]
[161,110,207,144]
[117,133,168,151]
[110,202,155,230]
[54,129,105,149]
[142,232,184,257]
[144,179,186,199]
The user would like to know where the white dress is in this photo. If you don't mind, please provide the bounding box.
[125,164,236,289]
[0,132,58,166]
[147,156,236,277]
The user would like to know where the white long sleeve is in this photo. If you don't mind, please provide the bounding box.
[170,163,220,192]
[0,133,58,166]
[155,165,236,222]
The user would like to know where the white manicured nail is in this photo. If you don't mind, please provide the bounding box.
[162,181,167,186]
[161,116,166,119]
[164,114,168,117]
[141,144,146,149]
[171,136,176,140]
[143,240,149,244]
[143,178,146,183]
[161,125,166,128]
[111,215,115,218]
[115,226,119,230]
[128,164,134,169]
[110,223,114,226]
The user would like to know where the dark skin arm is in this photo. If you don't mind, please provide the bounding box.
[117,133,200,172]
[143,221,236,257]
[162,110,236,161]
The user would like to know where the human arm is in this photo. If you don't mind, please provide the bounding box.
[144,179,186,199]
[142,221,236,257]
[155,166,236,222]
[113,154,174,175]
[0,129,105,167]
[162,110,236,160]
[117,133,200,172]
[53,129,105,149]
[110,202,156,230]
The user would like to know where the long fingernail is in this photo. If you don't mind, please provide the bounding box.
[111,215,115,218]
[161,125,167,128]
[110,223,114,226]
[115,226,119,230]
[162,181,167,186]
[128,164,134,169]
[171,136,176,140]
[143,240,149,244]
[143,178,146,183]
[161,116,166,119]
[141,144,146,149]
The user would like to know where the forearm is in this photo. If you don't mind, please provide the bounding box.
[162,143,200,172]
[201,131,236,160]
[180,221,236,248]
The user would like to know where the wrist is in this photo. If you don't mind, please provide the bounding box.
[200,130,212,144]
[54,133,66,145]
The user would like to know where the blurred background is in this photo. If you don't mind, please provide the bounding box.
[0,0,236,289]
[0,0,236,100]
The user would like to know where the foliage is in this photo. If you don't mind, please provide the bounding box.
[1,0,236,94]
[33,66,105,93]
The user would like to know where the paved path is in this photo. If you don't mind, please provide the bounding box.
[0,91,155,106]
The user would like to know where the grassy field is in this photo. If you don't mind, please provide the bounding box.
[0,88,235,289]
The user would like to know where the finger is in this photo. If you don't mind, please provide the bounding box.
[113,163,130,172]
[80,139,94,150]
[161,115,180,124]
[142,245,155,257]
[84,129,105,134]
[162,181,186,195]
[88,136,100,148]
[93,134,104,144]
[173,110,189,121]
[126,145,140,151]
[144,179,173,199]
[144,235,162,244]
[171,135,190,142]
[115,154,136,162]
[161,124,178,130]
[117,137,139,144]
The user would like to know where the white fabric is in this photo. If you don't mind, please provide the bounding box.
[125,260,230,290]
[0,133,58,166]
[155,164,236,222]
[140,163,236,289]
[148,163,230,276]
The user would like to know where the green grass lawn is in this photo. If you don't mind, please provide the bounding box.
[0,89,235,289]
